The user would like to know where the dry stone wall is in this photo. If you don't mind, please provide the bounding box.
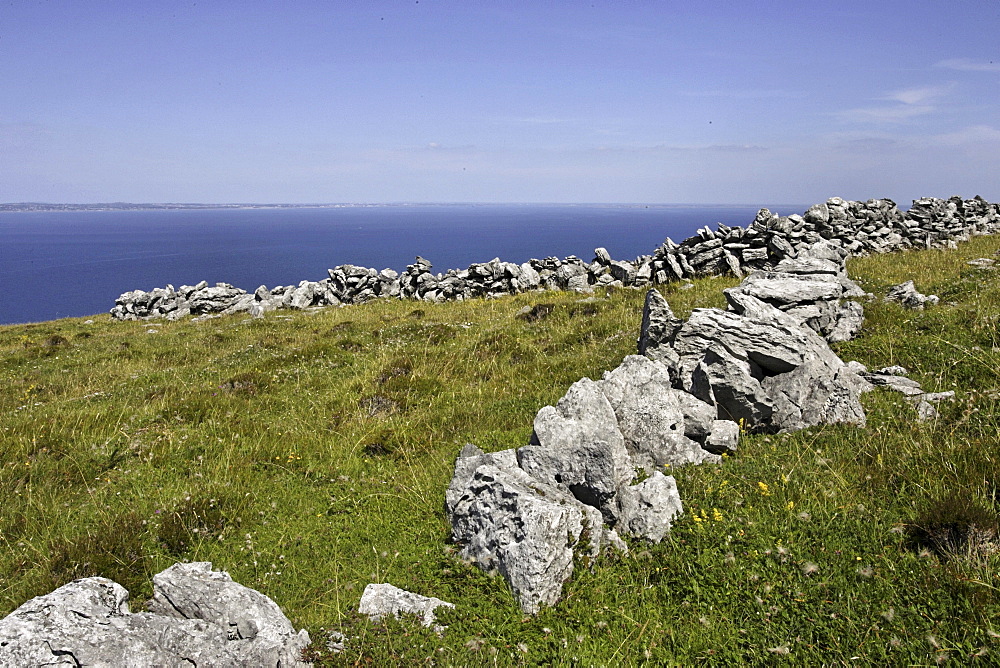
[444,240,876,614]
[110,195,1000,321]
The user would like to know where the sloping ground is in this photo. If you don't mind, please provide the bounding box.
[1,236,998,664]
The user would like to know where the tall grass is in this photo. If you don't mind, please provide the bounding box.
[1,238,998,665]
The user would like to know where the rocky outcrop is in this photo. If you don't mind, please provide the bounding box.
[445,244,880,613]
[0,562,310,666]
[445,354,737,614]
[725,241,867,342]
[111,195,1000,320]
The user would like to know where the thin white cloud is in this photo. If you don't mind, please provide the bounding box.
[679,89,804,100]
[595,143,767,154]
[836,105,936,124]
[882,85,948,105]
[934,58,1000,72]
[507,117,578,125]
[836,84,951,124]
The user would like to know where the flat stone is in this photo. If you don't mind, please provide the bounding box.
[358,584,454,628]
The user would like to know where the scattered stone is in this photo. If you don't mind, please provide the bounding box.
[516,303,555,322]
[703,419,740,455]
[358,584,454,629]
[885,281,939,309]
[0,563,310,667]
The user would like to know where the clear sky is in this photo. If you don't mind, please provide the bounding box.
[2,1,998,204]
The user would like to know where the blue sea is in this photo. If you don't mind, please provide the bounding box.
[0,204,806,325]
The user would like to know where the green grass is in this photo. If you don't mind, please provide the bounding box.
[2,238,999,665]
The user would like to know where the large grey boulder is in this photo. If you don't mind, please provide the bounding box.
[448,462,607,614]
[147,562,310,665]
[672,295,866,432]
[444,443,519,517]
[358,584,454,628]
[598,355,721,471]
[518,379,634,523]
[0,564,310,667]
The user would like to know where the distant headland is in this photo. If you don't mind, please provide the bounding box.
[0,202,367,212]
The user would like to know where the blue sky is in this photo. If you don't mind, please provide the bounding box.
[1,1,998,204]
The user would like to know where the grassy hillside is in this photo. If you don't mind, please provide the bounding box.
[2,236,998,665]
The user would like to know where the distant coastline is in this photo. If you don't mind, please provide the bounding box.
[0,201,808,213]
[0,202,368,213]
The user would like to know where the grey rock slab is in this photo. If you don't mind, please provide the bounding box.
[638,289,683,358]
[798,239,849,263]
[675,391,718,444]
[703,419,740,455]
[826,300,865,343]
[732,271,845,305]
[0,566,311,668]
[690,348,776,426]
[593,247,612,264]
[773,257,843,277]
[864,373,923,396]
[358,583,454,628]
[675,296,865,432]
[0,577,239,667]
[675,302,831,381]
[762,360,867,431]
[147,561,311,665]
[448,463,605,614]
[599,355,720,471]
[444,443,519,517]
[617,472,684,543]
[520,378,633,521]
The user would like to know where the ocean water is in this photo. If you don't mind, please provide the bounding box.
[0,204,805,325]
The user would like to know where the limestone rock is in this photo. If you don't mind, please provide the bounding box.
[448,463,605,614]
[0,564,310,667]
[673,296,866,432]
[147,561,310,666]
[358,584,454,628]
[885,281,939,309]
[617,472,684,543]
[444,443,518,517]
[519,378,634,522]
[704,419,740,455]
[599,355,721,471]
[637,289,683,373]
